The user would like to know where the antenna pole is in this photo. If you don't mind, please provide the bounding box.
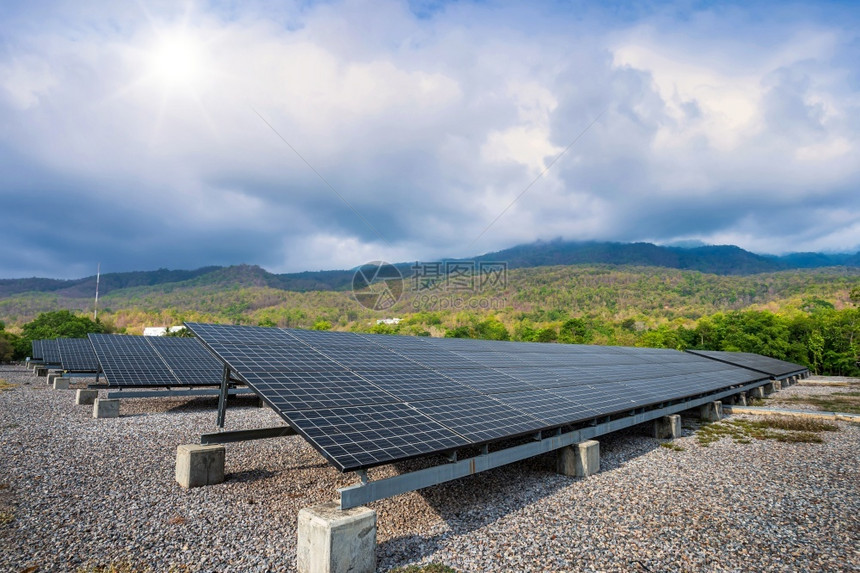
[94,263,101,321]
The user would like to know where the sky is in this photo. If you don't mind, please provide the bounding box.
[1,0,859,279]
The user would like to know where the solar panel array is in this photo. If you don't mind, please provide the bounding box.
[186,323,774,473]
[685,350,807,378]
[88,334,223,387]
[57,338,100,372]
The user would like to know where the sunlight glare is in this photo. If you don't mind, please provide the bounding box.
[149,31,205,90]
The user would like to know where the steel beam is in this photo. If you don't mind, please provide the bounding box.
[105,387,252,399]
[200,425,296,444]
[338,378,770,509]
[216,364,230,428]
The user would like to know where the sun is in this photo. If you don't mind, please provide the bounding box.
[148,31,206,91]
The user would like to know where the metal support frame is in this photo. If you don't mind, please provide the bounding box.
[338,378,770,509]
[216,364,231,429]
[775,369,808,382]
[200,425,295,444]
[104,387,253,399]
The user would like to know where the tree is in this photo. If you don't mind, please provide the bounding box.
[0,336,12,362]
[21,310,106,340]
[850,285,860,306]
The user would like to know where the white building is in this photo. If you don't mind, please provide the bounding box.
[143,326,187,336]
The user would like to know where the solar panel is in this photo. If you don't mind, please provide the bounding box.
[408,396,546,443]
[146,336,223,385]
[88,334,224,387]
[57,338,99,372]
[244,370,399,411]
[40,339,61,364]
[31,339,44,361]
[352,370,480,401]
[685,350,807,378]
[284,403,471,470]
[185,322,770,472]
[89,333,178,386]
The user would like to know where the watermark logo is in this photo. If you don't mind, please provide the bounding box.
[352,261,404,310]
[353,260,508,311]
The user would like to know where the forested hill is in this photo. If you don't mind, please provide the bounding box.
[1,241,858,297]
[475,241,860,274]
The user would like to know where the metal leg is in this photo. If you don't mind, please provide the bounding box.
[216,364,230,429]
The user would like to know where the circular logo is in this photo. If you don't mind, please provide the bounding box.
[352,261,404,310]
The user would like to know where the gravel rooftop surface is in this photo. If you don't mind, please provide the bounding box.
[1,365,858,572]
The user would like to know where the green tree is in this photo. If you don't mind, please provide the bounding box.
[21,310,106,340]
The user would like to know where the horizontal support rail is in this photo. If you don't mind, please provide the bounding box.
[104,387,253,399]
[200,426,296,444]
[339,379,770,509]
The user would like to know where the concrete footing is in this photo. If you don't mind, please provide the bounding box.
[92,398,120,418]
[52,377,69,390]
[557,439,600,477]
[297,502,377,573]
[736,392,747,406]
[773,380,782,391]
[175,444,225,488]
[652,415,681,439]
[699,401,723,422]
[750,386,765,399]
[763,382,775,395]
[76,389,99,405]
[35,367,48,377]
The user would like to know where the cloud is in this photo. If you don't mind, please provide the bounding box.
[0,0,858,279]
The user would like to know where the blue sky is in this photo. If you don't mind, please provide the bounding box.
[1,0,858,278]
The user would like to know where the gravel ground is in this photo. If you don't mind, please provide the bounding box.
[763,376,860,412]
[1,365,858,572]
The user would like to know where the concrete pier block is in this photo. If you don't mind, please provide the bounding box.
[175,444,225,488]
[297,502,376,573]
[750,386,765,399]
[557,439,600,478]
[47,372,59,385]
[773,380,782,391]
[736,392,747,406]
[652,415,681,439]
[92,398,120,419]
[699,401,722,422]
[763,382,775,395]
[52,377,69,390]
[36,367,48,377]
[76,389,99,405]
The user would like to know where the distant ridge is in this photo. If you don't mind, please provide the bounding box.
[0,240,857,296]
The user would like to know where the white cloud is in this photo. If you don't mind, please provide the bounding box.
[0,0,858,278]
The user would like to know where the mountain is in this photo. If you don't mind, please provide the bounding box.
[474,240,857,275]
[0,241,857,297]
